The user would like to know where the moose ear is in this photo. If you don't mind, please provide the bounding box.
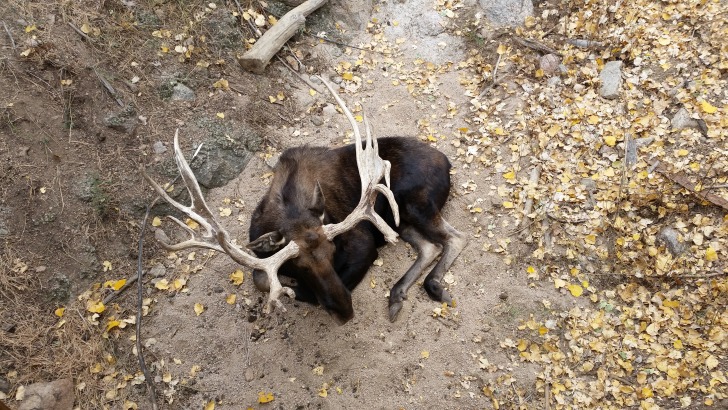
[310,181,325,219]
[247,231,286,252]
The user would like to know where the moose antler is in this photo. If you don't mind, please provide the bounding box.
[142,130,298,313]
[316,76,401,243]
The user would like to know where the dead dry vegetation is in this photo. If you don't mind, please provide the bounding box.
[0,0,726,409]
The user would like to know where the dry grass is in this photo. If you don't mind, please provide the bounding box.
[0,247,106,406]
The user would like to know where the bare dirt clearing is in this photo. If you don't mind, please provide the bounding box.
[1,0,726,409]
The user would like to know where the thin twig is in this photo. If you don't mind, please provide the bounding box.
[67,22,93,43]
[513,35,560,55]
[2,21,16,50]
[93,69,124,107]
[103,275,138,304]
[303,32,378,53]
[136,205,159,410]
[275,55,323,93]
[478,51,503,98]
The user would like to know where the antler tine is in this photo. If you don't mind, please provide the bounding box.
[142,130,299,313]
[316,76,401,243]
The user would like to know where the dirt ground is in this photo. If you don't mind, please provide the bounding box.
[1,0,726,409]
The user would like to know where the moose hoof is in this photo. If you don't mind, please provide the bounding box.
[388,289,408,322]
[424,280,452,305]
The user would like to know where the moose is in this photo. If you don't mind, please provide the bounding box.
[144,77,466,324]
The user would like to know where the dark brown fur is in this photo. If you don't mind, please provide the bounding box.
[248,137,466,323]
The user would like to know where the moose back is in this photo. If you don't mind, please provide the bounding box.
[247,137,466,324]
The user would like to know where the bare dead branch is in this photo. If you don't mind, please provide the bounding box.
[238,0,328,73]
[93,69,124,107]
[652,161,728,211]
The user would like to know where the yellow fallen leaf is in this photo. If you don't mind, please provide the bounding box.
[86,300,105,314]
[503,170,516,180]
[103,261,112,271]
[587,115,600,125]
[421,350,430,359]
[567,284,584,297]
[152,217,162,227]
[258,392,274,403]
[204,400,215,410]
[705,355,719,369]
[216,112,225,119]
[219,207,232,217]
[502,201,514,209]
[309,88,317,96]
[673,339,683,349]
[268,95,277,103]
[230,269,245,286]
[585,234,597,245]
[106,279,126,291]
[212,78,228,90]
[604,135,616,147]
[312,365,324,375]
[705,247,718,261]
[700,100,718,114]
[155,279,170,290]
[106,320,121,332]
[226,294,237,304]
[25,25,37,33]
[55,307,65,317]
[194,303,204,316]
[553,278,566,288]
[354,115,363,123]
[80,23,91,34]
[318,384,328,397]
[185,219,199,229]
[496,43,507,55]
[342,72,354,81]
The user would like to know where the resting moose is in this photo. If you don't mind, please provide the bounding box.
[143,77,465,324]
[248,137,466,323]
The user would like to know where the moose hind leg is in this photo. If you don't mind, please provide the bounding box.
[388,227,441,322]
[421,218,467,304]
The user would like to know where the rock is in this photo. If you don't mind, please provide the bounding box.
[658,227,686,256]
[322,104,337,118]
[149,263,166,278]
[71,174,95,202]
[152,141,167,154]
[599,61,623,99]
[311,116,324,126]
[416,10,446,36]
[171,83,196,101]
[671,107,699,130]
[18,378,74,410]
[480,0,534,27]
[546,76,562,87]
[0,376,9,393]
[244,368,255,382]
[186,121,262,189]
[104,106,137,135]
[540,54,561,75]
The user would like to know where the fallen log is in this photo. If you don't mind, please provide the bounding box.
[239,0,328,74]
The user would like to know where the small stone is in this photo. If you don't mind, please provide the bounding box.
[0,377,9,394]
[540,54,561,75]
[171,83,196,101]
[480,0,534,26]
[671,107,699,130]
[546,76,562,87]
[599,61,623,99]
[212,286,224,293]
[322,104,337,118]
[499,291,508,301]
[18,146,30,156]
[244,368,255,382]
[311,116,324,126]
[149,263,166,278]
[18,379,74,410]
[331,76,343,85]
[152,141,167,155]
[658,227,686,256]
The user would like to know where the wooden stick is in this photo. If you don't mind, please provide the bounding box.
[2,21,16,50]
[68,22,93,43]
[652,161,728,211]
[238,0,328,74]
